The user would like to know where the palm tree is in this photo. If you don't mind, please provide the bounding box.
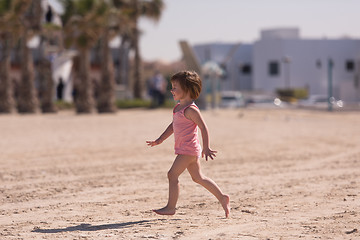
[0,0,30,113]
[0,0,15,113]
[61,0,105,113]
[37,52,56,113]
[0,32,13,113]
[114,0,164,99]
[17,0,41,113]
[95,1,117,113]
[38,5,62,113]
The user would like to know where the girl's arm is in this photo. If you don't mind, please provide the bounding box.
[185,107,217,161]
[146,122,173,147]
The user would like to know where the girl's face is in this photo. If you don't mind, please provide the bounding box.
[171,81,186,101]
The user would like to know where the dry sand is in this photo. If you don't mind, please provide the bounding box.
[0,108,359,239]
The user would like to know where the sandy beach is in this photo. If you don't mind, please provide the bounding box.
[1,108,359,239]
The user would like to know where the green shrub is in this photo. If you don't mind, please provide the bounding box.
[276,88,294,97]
[293,88,308,99]
[116,99,151,109]
[55,100,74,110]
[276,88,308,102]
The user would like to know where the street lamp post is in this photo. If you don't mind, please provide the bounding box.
[283,56,291,89]
[328,59,333,112]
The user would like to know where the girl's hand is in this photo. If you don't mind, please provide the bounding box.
[202,148,217,161]
[146,138,162,147]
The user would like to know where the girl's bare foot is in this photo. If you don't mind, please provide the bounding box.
[221,195,230,218]
[152,207,176,216]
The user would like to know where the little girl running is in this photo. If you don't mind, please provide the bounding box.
[146,70,230,218]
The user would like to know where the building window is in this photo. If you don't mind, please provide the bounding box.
[346,60,354,72]
[241,64,252,75]
[269,61,279,76]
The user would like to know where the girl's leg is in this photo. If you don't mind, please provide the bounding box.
[153,155,197,215]
[187,159,230,218]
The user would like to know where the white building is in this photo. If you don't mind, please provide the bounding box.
[254,28,360,101]
[192,28,360,102]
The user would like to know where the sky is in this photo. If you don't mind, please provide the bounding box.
[49,0,360,63]
[139,0,360,62]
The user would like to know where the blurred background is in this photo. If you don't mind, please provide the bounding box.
[1,0,360,114]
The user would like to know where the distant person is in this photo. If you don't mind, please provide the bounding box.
[45,6,53,23]
[150,71,166,107]
[56,77,64,100]
[146,70,230,218]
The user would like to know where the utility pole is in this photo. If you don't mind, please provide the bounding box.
[328,59,333,112]
[283,56,291,89]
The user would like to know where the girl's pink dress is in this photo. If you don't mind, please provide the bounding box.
[173,102,202,158]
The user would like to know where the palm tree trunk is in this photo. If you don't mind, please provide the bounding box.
[97,29,116,113]
[0,36,15,113]
[36,0,55,113]
[17,31,38,113]
[73,50,94,113]
[38,57,56,113]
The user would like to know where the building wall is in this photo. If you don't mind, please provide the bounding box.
[193,43,253,92]
[191,28,360,102]
[224,44,252,91]
[253,38,360,100]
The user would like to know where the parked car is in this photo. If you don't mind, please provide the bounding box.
[220,91,246,108]
[297,95,344,109]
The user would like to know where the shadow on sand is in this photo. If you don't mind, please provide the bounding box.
[32,220,151,233]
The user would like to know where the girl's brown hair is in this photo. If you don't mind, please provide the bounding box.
[170,71,202,100]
